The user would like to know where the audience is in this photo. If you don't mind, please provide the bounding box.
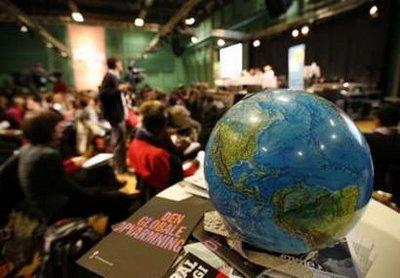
[129,101,195,193]
[18,111,133,224]
[0,62,235,231]
[76,96,106,155]
[5,97,25,128]
[53,71,68,94]
[168,98,201,142]
[24,94,43,119]
[0,62,238,276]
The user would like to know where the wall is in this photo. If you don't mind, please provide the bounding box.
[0,23,73,87]
[0,23,185,92]
[249,2,392,87]
[105,27,185,91]
[181,43,214,86]
[136,45,186,91]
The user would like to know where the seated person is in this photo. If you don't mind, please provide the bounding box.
[168,99,201,142]
[18,111,134,224]
[364,105,400,193]
[129,101,198,192]
[5,97,25,129]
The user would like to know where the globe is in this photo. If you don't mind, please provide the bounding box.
[204,90,373,254]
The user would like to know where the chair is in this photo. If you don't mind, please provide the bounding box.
[135,174,157,205]
[0,153,25,226]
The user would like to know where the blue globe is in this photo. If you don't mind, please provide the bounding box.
[204,90,373,254]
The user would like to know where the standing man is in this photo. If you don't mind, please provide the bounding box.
[100,57,128,174]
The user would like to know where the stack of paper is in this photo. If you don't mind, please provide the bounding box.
[82,153,114,169]
[183,150,210,198]
[347,234,377,277]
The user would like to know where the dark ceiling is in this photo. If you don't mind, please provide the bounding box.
[4,0,231,27]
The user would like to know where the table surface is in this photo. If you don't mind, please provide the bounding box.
[158,183,400,278]
[350,199,400,278]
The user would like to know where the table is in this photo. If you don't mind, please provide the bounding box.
[157,183,400,278]
[349,199,400,278]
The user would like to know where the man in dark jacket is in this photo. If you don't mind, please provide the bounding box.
[99,57,128,173]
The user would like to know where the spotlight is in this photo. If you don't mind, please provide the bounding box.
[191,36,199,44]
[369,5,378,17]
[134,18,145,27]
[185,17,195,26]
[20,25,28,33]
[71,11,84,22]
[217,38,225,47]
[253,39,261,48]
[291,29,299,38]
[46,42,53,48]
[301,25,310,35]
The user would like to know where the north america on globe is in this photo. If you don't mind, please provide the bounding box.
[205,90,373,254]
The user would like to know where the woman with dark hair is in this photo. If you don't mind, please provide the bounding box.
[18,111,133,223]
[128,101,198,193]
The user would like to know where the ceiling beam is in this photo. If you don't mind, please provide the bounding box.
[18,14,161,33]
[0,0,70,55]
[139,0,154,20]
[142,0,200,55]
[79,0,141,11]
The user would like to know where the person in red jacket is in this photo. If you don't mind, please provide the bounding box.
[129,101,197,192]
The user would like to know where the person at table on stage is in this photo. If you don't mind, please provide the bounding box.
[99,57,128,174]
[128,101,198,192]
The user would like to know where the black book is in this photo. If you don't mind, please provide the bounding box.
[165,252,228,278]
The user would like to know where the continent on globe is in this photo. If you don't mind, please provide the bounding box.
[210,100,283,201]
[273,184,359,249]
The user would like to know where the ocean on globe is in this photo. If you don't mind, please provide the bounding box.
[204,90,373,254]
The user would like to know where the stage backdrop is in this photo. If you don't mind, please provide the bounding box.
[68,24,106,91]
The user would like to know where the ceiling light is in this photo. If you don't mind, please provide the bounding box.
[292,29,299,38]
[46,42,53,48]
[252,39,261,47]
[185,17,195,26]
[369,5,378,16]
[301,25,309,35]
[217,38,225,47]
[191,36,199,44]
[71,11,84,22]
[20,25,28,33]
[134,18,145,27]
